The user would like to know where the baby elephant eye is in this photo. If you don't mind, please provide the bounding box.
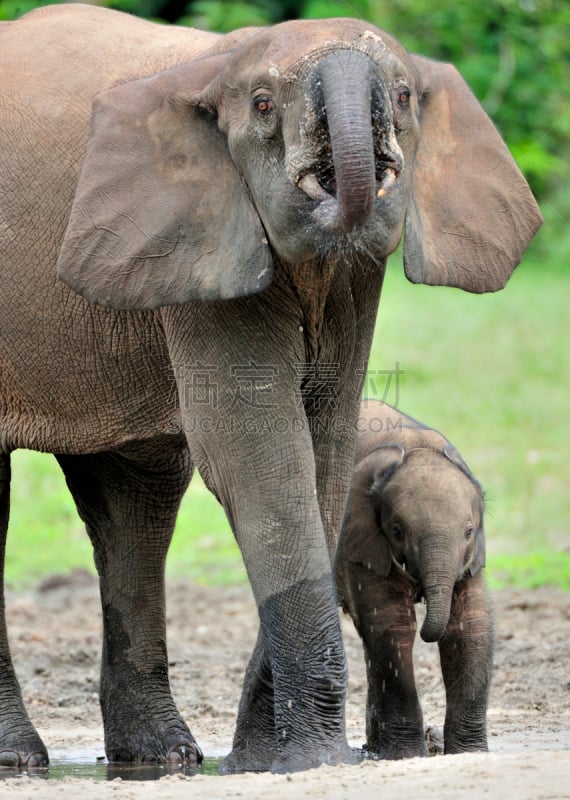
[253,95,275,115]
[465,523,474,540]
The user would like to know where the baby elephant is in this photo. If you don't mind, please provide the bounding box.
[336,400,493,759]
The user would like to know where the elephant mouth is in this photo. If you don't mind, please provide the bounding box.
[390,552,420,587]
[297,162,399,204]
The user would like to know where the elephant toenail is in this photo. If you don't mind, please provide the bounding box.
[27,752,48,768]
[168,744,201,764]
[0,751,20,768]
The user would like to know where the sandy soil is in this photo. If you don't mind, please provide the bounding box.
[1,570,569,799]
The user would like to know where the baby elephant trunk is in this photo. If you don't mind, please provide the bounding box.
[418,537,457,643]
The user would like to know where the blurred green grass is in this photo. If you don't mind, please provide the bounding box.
[6,241,569,591]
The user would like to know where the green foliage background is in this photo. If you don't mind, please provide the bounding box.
[2,0,568,590]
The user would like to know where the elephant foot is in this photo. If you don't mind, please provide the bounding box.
[221,738,356,775]
[107,738,203,765]
[141,741,203,765]
[444,715,488,754]
[220,744,275,775]
[444,733,488,755]
[105,716,202,765]
[0,730,49,769]
[0,750,48,768]
[270,739,357,774]
[364,734,428,761]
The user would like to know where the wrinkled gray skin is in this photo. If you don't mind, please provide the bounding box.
[336,400,493,758]
[0,5,540,774]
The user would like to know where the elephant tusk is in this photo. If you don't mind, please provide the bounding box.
[299,168,397,203]
[377,167,397,198]
[389,548,418,585]
[298,173,332,202]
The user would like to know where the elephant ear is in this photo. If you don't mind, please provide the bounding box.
[469,525,486,577]
[57,59,273,309]
[443,443,472,476]
[404,55,542,294]
[338,448,404,578]
[443,443,486,575]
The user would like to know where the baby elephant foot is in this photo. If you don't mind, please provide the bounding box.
[364,738,427,760]
[444,725,488,755]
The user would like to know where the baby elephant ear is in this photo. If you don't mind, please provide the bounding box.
[404,55,542,294]
[469,527,486,577]
[443,443,470,473]
[443,443,486,575]
[338,451,402,578]
[57,60,273,310]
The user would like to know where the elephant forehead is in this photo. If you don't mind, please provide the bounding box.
[383,452,479,509]
[226,18,409,82]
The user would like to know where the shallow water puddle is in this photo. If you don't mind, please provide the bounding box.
[0,748,382,781]
[0,748,225,781]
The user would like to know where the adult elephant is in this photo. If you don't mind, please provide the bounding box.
[0,4,541,774]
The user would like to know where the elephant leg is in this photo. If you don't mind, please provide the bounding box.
[347,564,426,759]
[221,398,365,775]
[220,627,276,773]
[55,439,201,764]
[0,453,49,767]
[222,517,351,773]
[195,429,352,773]
[438,571,493,753]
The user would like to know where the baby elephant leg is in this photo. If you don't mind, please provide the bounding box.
[347,565,426,759]
[438,571,493,753]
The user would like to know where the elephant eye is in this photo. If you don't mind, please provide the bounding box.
[465,523,474,540]
[392,523,404,542]
[396,87,411,107]
[253,94,275,116]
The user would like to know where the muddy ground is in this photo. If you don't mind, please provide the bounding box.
[1,570,569,798]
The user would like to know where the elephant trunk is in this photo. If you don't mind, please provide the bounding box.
[418,536,457,643]
[300,50,378,233]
